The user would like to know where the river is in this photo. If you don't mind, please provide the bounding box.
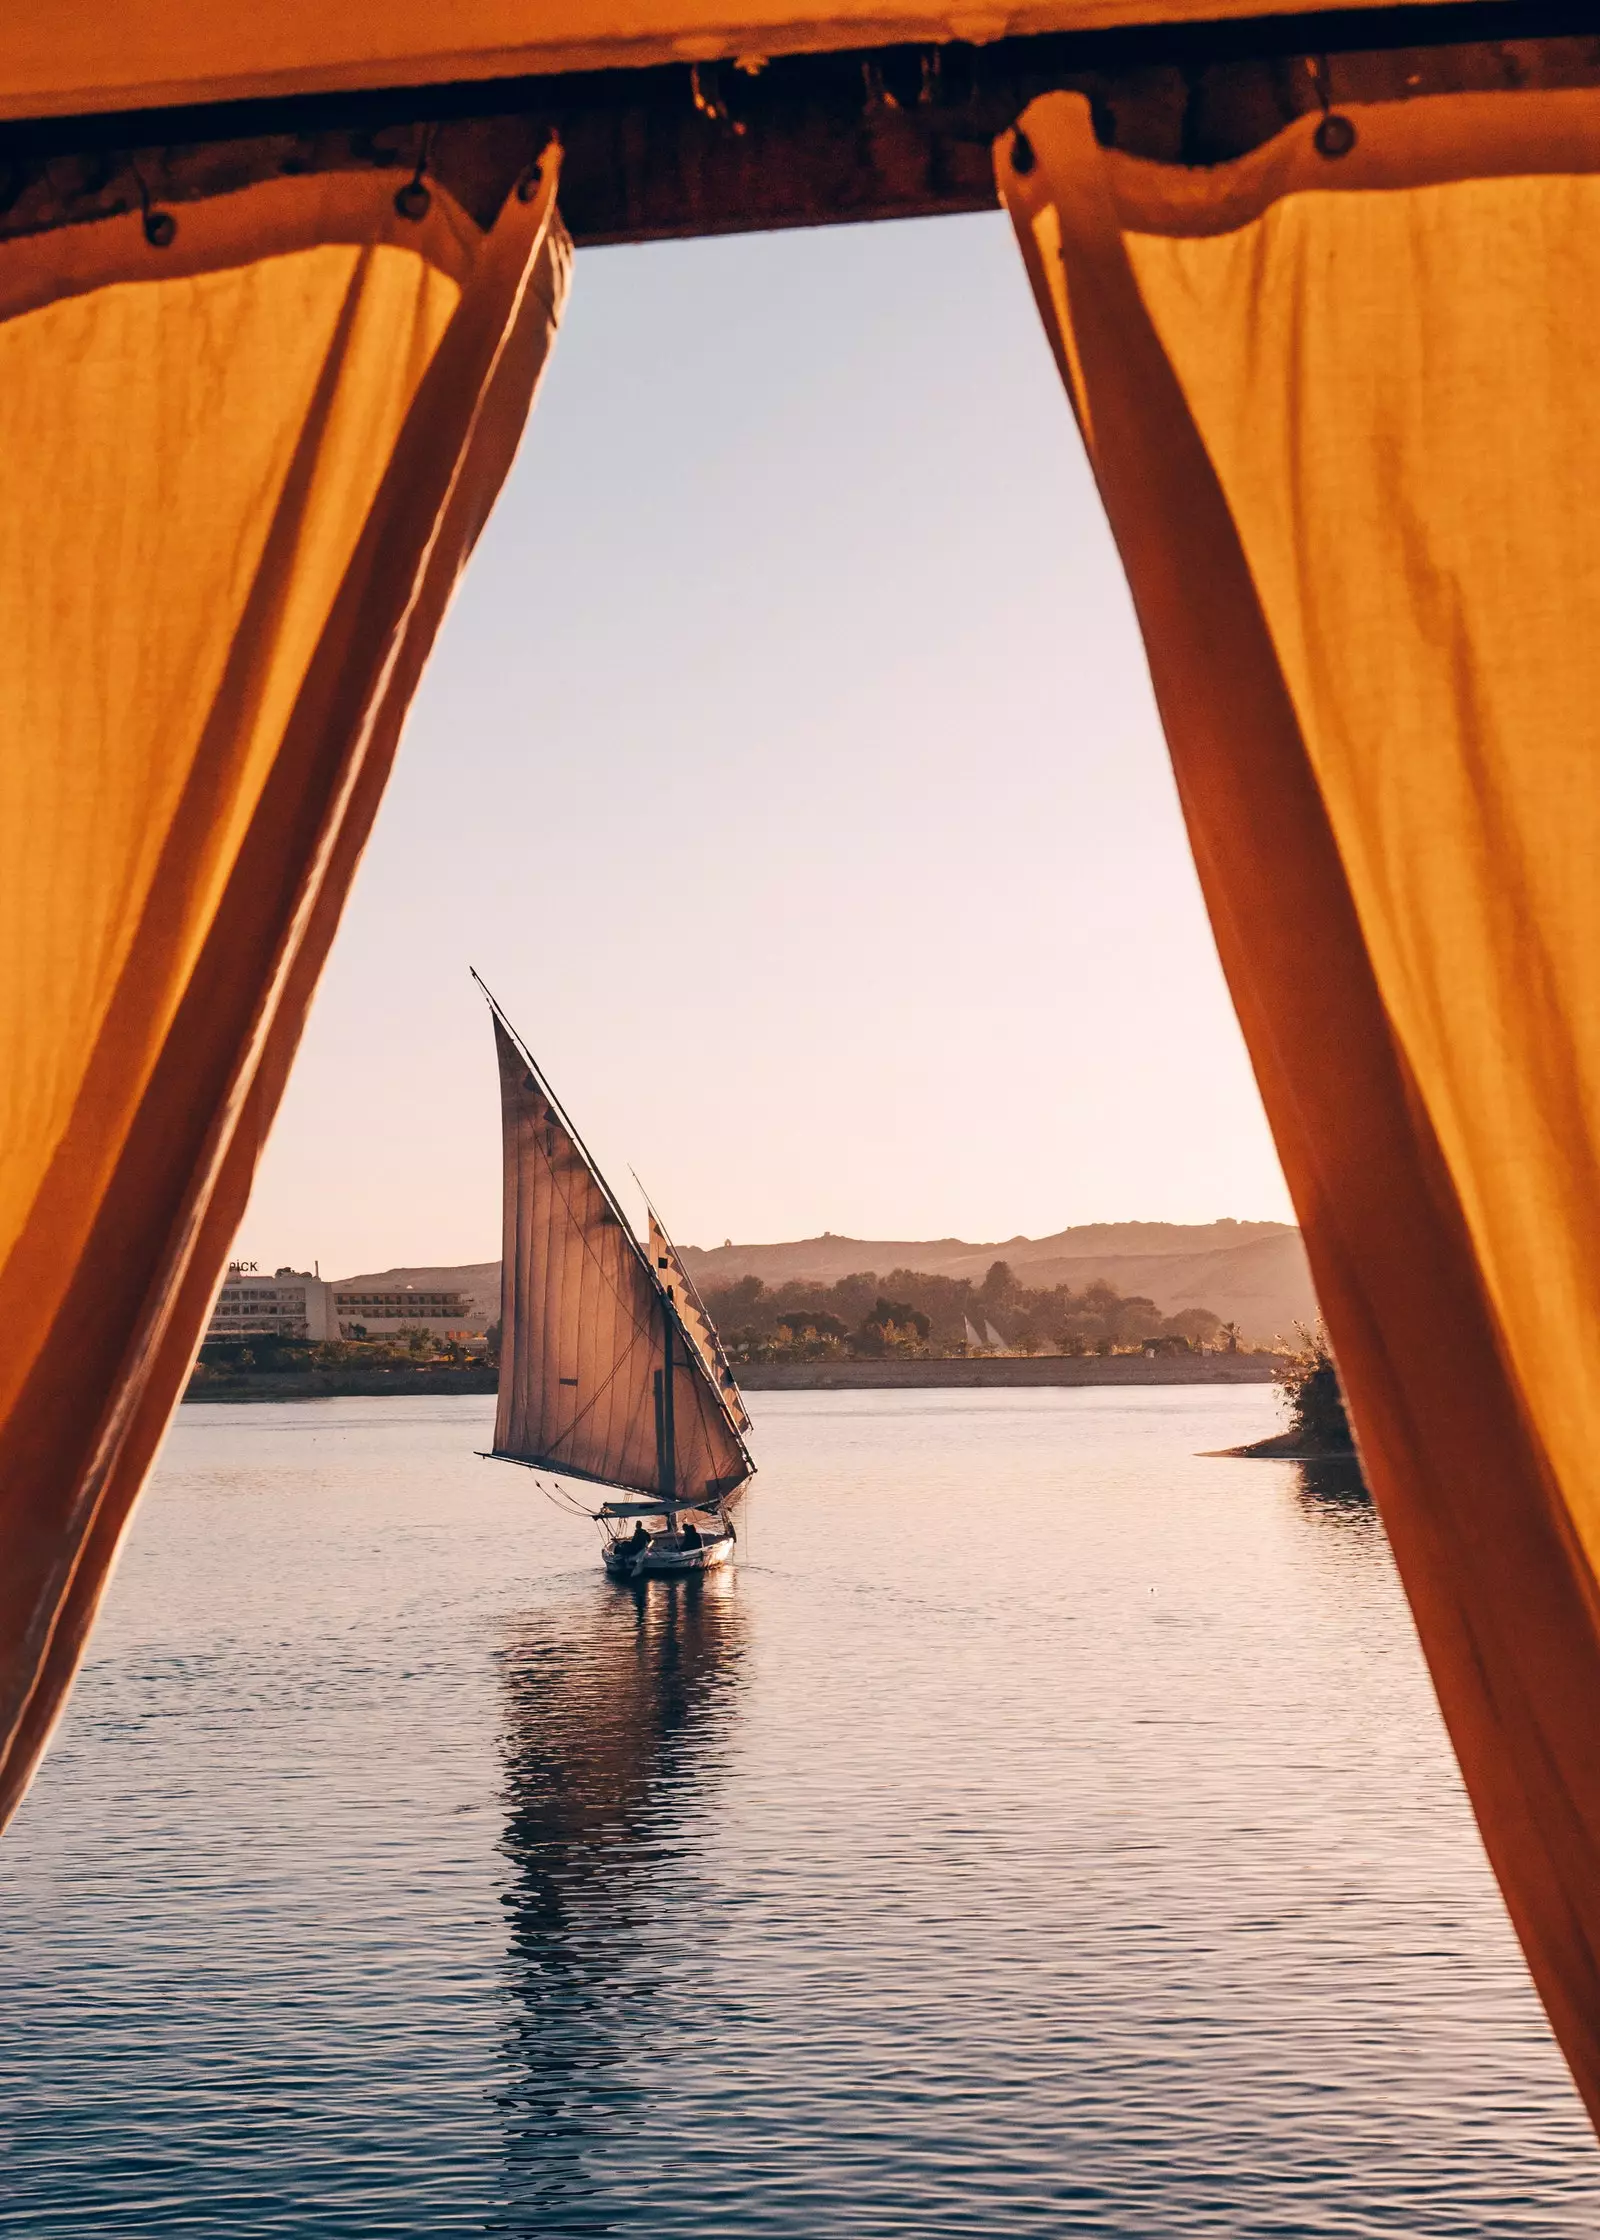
[1,1387,1593,2235]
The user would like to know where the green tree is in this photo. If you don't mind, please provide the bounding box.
[1276,1324,1355,1454]
[702,1262,1238,1366]
[773,1309,848,1360]
[717,1275,767,1323]
[312,1340,364,1365]
[854,1297,931,1357]
[1108,1294,1163,1346]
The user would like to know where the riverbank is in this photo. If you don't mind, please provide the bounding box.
[182,1354,1282,1403]
[184,1363,499,1403]
[737,1355,1282,1391]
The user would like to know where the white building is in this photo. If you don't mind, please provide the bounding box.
[206,1263,488,1347]
[332,1284,484,1341]
[206,1263,337,1342]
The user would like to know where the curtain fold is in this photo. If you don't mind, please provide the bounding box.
[0,155,570,1831]
[998,85,1600,2127]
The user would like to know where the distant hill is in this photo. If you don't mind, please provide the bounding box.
[677,1218,1289,1284]
[678,1221,1314,1345]
[339,1221,1316,1346]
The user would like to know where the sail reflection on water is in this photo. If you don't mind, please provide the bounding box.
[491,1575,748,2228]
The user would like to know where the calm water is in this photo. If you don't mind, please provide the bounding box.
[2,1386,1595,2235]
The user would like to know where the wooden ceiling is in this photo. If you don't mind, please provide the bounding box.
[0,2,1593,246]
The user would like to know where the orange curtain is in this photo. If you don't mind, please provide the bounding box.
[999,86,1600,2127]
[0,158,569,1830]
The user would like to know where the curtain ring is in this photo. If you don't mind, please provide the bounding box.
[1308,55,1357,158]
[690,62,747,137]
[132,161,176,247]
[395,123,435,221]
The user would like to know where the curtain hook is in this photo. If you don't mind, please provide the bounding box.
[862,60,899,114]
[691,62,747,136]
[131,159,176,247]
[395,123,436,221]
[1308,55,1357,157]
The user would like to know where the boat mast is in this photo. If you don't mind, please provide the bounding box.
[655,1297,679,1507]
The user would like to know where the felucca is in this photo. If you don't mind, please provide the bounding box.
[475,976,755,1578]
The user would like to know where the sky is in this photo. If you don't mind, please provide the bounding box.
[237,208,1292,1280]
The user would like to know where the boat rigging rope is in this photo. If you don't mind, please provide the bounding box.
[526,1471,594,1520]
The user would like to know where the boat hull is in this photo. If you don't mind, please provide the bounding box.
[604,1532,734,1580]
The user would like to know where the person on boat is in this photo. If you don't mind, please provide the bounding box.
[681,1519,700,1549]
[627,1520,649,1554]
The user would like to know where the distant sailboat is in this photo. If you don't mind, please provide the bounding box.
[984,1319,1008,1352]
[963,1315,986,1352]
[476,977,755,1579]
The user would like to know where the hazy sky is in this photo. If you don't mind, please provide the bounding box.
[238,209,1291,1279]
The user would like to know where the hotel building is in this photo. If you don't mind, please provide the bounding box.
[205,1265,338,1341]
[205,1266,487,1344]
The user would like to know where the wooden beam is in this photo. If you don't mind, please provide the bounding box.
[0,4,1596,247]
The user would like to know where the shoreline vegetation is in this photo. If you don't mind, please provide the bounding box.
[1209,1324,1366,1475]
[701,1260,1270,1364]
[184,1261,1285,1404]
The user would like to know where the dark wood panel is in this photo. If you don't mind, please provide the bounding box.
[0,4,1596,247]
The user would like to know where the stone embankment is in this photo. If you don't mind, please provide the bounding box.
[185,1364,498,1403]
[185,1355,1281,1403]
[739,1354,1282,1392]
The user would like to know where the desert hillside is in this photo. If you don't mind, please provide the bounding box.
[679,1221,1313,1344]
[338,1220,1316,1345]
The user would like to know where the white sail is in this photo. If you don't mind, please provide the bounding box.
[647,1209,753,1435]
[964,1315,985,1350]
[490,1013,750,1510]
[984,1319,1008,1351]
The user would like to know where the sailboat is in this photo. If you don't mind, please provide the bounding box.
[476,977,756,1580]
